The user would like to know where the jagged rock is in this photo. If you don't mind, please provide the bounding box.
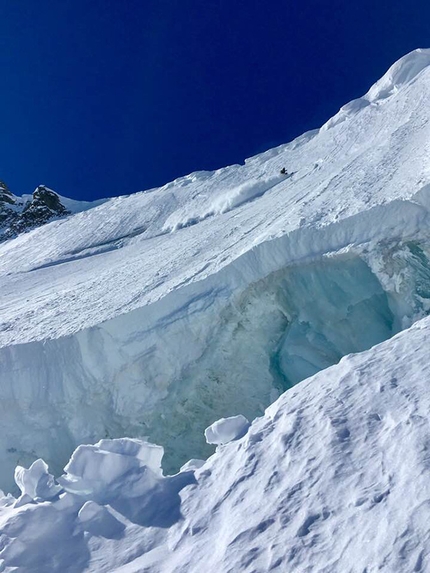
[0,181,16,205]
[0,182,20,236]
[32,186,68,213]
[0,183,70,242]
[18,186,69,231]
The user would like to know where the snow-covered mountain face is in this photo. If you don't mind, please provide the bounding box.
[1,47,430,507]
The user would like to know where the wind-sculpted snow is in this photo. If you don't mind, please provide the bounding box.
[367,47,430,102]
[2,48,430,570]
[0,438,196,571]
[322,47,430,131]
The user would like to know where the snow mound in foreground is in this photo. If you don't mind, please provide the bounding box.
[0,438,196,572]
[1,316,430,572]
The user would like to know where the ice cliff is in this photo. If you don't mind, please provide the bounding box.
[1,48,430,571]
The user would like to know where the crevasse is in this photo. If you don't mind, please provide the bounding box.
[1,235,430,492]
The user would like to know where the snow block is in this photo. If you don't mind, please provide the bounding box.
[58,438,164,499]
[180,458,206,472]
[14,459,62,502]
[204,415,250,445]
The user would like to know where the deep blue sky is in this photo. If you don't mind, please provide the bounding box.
[1,0,430,201]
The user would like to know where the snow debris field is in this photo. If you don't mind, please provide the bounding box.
[1,49,430,571]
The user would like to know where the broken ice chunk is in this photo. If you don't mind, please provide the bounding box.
[204,415,250,445]
[14,459,62,502]
[180,459,206,472]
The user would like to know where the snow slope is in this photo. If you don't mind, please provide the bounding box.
[2,49,430,346]
[1,48,430,570]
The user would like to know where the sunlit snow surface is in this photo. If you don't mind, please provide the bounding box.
[2,48,430,571]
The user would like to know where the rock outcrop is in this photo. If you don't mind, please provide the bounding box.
[0,183,70,242]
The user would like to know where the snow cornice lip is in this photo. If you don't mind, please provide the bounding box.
[321,47,430,132]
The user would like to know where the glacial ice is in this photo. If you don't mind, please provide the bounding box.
[0,238,430,492]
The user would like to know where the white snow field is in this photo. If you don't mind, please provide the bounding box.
[1,48,430,570]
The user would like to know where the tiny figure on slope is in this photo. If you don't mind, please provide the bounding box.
[280,167,295,178]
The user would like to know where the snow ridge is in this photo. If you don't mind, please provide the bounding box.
[322,47,430,131]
